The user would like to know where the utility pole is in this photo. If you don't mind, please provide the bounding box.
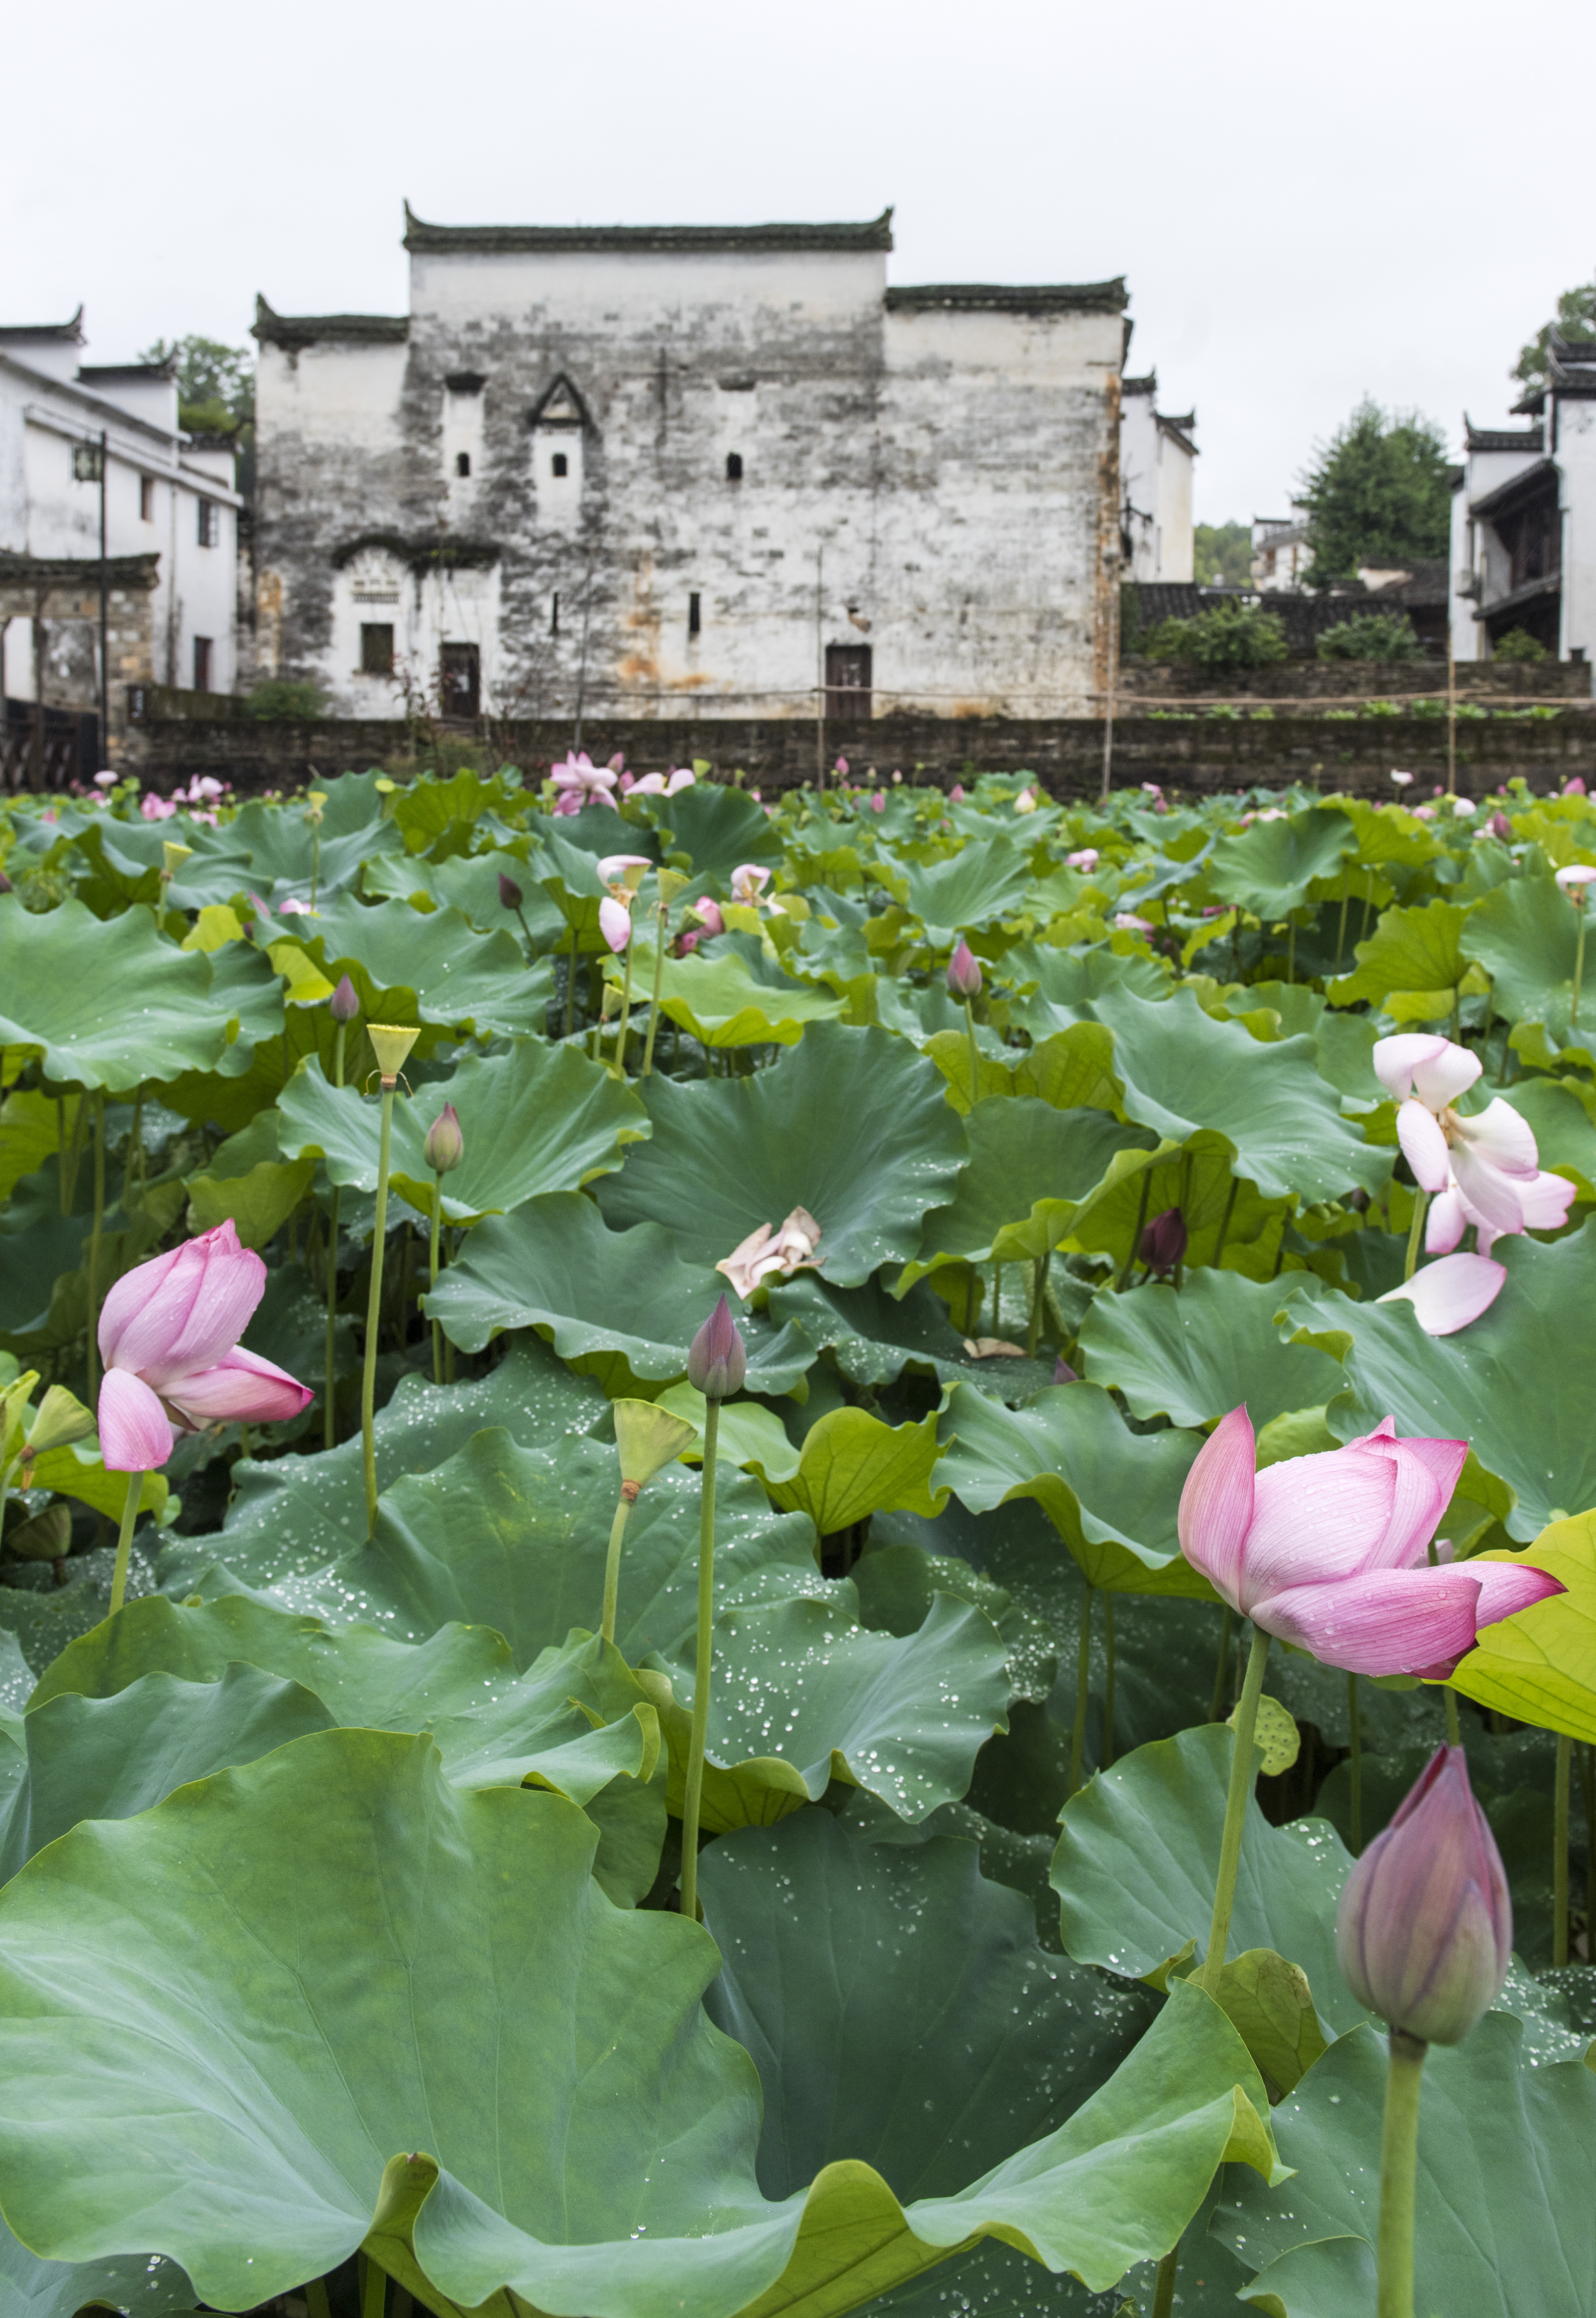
[97,430,109,768]
[815,544,826,790]
[1446,628,1457,799]
[1099,557,1120,803]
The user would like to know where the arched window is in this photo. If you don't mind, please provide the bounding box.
[726,452,743,482]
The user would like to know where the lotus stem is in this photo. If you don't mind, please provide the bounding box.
[1376,2029,1426,2318]
[324,1022,347,1449]
[678,1398,720,1925]
[601,1481,639,1645]
[1349,1672,1363,1852]
[1403,1189,1430,1282]
[430,1171,444,1385]
[1210,1603,1234,1723]
[127,1087,144,1203]
[60,1090,88,1213]
[86,1090,105,1401]
[564,923,578,1038]
[963,995,981,1107]
[306,2280,332,2318]
[642,904,670,1075]
[1555,1732,1572,1968]
[1102,1592,1116,1768]
[1151,2246,1180,2318]
[1443,1687,1462,1748]
[1287,916,1296,986]
[108,1466,142,1616]
[1574,905,1587,1034]
[1027,1252,1048,1357]
[360,1077,398,1536]
[613,944,635,1078]
[1067,1583,1094,1797]
[1198,1622,1270,1994]
[360,2251,387,2318]
[1212,1174,1240,1272]
[992,1261,1002,1334]
[310,827,321,913]
[1118,1170,1153,1292]
[1335,872,1350,972]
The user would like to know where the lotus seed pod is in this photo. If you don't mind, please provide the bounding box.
[613,1399,699,1487]
[367,1023,420,1082]
[23,1385,95,1459]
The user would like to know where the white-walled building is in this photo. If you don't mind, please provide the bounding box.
[1251,509,1312,591]
[1451,337,1596,662]
[0,310,242,760]
[251,208,1131,723]
[1120,375,1195,582]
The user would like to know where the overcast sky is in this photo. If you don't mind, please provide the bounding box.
[5,0,1591,526]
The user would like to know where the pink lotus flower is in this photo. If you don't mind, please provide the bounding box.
[627,767,697,797]
[277,896,314,915]
[93,770,118,790]
[1376,1250,1505,1334]
[949,784,966,803]
[1391,769,1415,788]
[834,757,849,779]
[1179,1407,1561,1677]
[716,1207,823,1300]
[550,752,619,814]
[1375,1034,1576,1255]
[140,794,178,821]
[1565,777,1588,797]
[869,791,886,812]
[1066,848,1099,871]
[599,895,631,952]
[730,863,784,913]
[1555,863,1596,901]
[1412,804,1437,821]
[1113,912,1153,933]
[598,852,651,892]
[689,898,725,936]
[96,1222,313,1470]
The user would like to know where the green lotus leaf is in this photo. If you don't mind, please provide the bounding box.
[0,897,282,1093]
[390,766,524,856]
[654,1384,803,1481]
[1496,1074,1596,1198]
[1078,1271,1346,1429]
[1204,806,1355,921]
[155,1337,603,1593]
[900,1099,1163,1284]
[1050,1722,1363,2030]
[1216,2015,1596,2317]
[937,1380,1213,1595]
[0,1729,1278,2318]
[896,837,1034,942]
[270,894,553,1038]
[1327,896,1471,1014]
[185,1108,314,1248]
[765,1272,1053,1397]
[363,848,568,948]
[423,1193,816,1395]
[919,1018,1124,1119]
[1062,1127,1292,1282]
[0,2214,195,2318]
[0,1093,58,1205]
[1290,1220,1596,1540]
[522,825,614,949]
[1463,870,1590,1041]
[171,772,396,902]
[19,1443,167,1528]
[617,935,846,1049]
[652,779,782,883]
[276,1042,648,1224]
[596,1023,969,1284]
[756,1406,950,1535]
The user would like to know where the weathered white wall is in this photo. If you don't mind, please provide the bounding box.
[1120,387,1194,585]
[1556,400,1596,665]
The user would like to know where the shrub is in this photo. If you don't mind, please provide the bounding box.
[1144,604,1289,674]
[1316,612,1424,662]
[1492,628,1549,664]
[242,679,327,722]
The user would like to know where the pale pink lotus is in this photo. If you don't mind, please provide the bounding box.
[598,853,652,892]
[689,897,725,936]
[1374,1033,1576,1255]
[598,895,631,952]
[1066,848,1100,872]
[626,766,697,797]
[729,864,785,914]
[716,1207,823,1300]
[1376,1250,1505,1334]
[97,1222,313,1470]
[1179,1406,1561,1677]
[550,752,619,814]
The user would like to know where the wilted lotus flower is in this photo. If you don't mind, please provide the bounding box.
[599,895,632,952]
[1177,1405,1561,1676]
[423,1103,464,1174]
[1336,1743,1510,2044]
[1374,1033,1576,1255]
[946,939,983,999]
[686,1293,747,1399]
[1376,1250,1504,1335]
[330,973,360,1023]
[1139,1206,1187,1275]
[599,853,652,894]
[498,869,524,911]
[97,1222,313,1469]
[717,1207,823,1299]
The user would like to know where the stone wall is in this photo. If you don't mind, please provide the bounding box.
[1116,658,1592,702]
[0,554,158,769]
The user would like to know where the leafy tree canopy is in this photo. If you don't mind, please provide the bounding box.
[1298,399,1452,586]
[1513,280,1596,393]
[1194,521,1253,587]
[137,335,254,437]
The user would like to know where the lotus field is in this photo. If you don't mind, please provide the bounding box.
[5,756,1596,2318]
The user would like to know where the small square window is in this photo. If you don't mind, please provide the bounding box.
[455,451,471,478]
[139,477,154,522]
[360,623,395,676]
[192,637,213,693]
[196,499,220,547]
[551,452,568,478]
[726,452,743,481]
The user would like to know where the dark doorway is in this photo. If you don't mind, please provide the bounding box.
[440,641,481,719]
[825,642,872,720]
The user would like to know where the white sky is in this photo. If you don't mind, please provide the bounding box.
[4,0,1592,526]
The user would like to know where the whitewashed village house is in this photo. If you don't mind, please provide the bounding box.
[0,311,242,775]
[1120,375,1196,582]
[1451,336,1596,663]
[250,206,1146,727]
[1251,509,1313,592]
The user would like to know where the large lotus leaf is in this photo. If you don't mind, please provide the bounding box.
[0,2216,195,2318]
[1293,1220,1596,1540]
[1497,1074,1596,1198]
[1449,1512,1596,1743]
[1216,2014,1596,2317]
[155,1337,604,1593]
[700,1808,1152,2202]
[0,897,280,1093]
[1204,807,1355,921]
[423,1193,816,1395]
[937,1381,1213,1595]
[271,894,553,1037]
[363,848,568,948]
[170,776,396,903]
[0,1093,58,1204]
[1463,870,1590,1040]
[1328,897,1472,1014]
[653,779,782,883]
[390,766,525,856]
[32,1598,658,1811]
[655,1382,804,1482]
[758,1407,950,1535]
[1051,1723,1363,2031]
[922,1020,1123,1120]
[897,838,1034,943]
[900,1100,1163,1283]
[596,1024,968,1284]
[0,1663,334,1883]
[276,1043,647,1223]
[765,1273,1053,1398]
[616,935,846,1049]
[1078,1272,1346,1429]
[996,945,1173,1013]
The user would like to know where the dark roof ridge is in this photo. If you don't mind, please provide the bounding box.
[402,202,895,254]
[885,279,1127,314]
[0,307,85,344]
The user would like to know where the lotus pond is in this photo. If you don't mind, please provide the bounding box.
[1,760,1595,2318]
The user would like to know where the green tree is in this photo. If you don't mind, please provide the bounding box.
[1513,281,1596,394]
[1299,399,1452,586]
[138,335,254,437]
[1193,521,1253,586]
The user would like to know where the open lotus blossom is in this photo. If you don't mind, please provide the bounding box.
[1376,1249,1505,1334]
[550,751,620,814]
[1066,847,1099,871]
[1453,796,1476,817]
[97,1222,313,1471]
[729,863,785,913]
[626,766,696,796]
[1374,1033,1576,1255]
[1391,768,1415,787]
[716,1206,823,1300]
[1178,1405,1562,1678]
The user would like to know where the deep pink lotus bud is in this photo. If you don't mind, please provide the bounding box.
[1489,812,1512,843]
[686,1293,746,1400]
[95,1221,312,1470]
[835,756,849,778]
[1053,1356,1079,1384]
[498,870,524,911]
[330,974,359,1023]
[1336,1743,1510,2044]
[1140,1206,1187,1275]
[1565,777,1587,797]
[690,898,725,937]
[423,1103,464,1175]
[947,939,983,999]
[950,784,966,802]
[599,895,632,953]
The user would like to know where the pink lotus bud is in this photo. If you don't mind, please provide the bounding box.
[869,791,886,812]
[608,752,625,772]
[835,756,849,778]
[498,870,524,911]
[423,1102,464,1175]
[330,975,359,1023]
[947,939,983,999]
[686,1293,746,1400]
[599,895,632,953]
[1335,1743,1510,2045]
[1053,1356,1079,1384]
[690,898,725,936]
[0,872,11,896]
[1140,1206,1187,1275]
[1489,812,1512,843]
[949,784,966,802]
[1565,777,1587,797]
